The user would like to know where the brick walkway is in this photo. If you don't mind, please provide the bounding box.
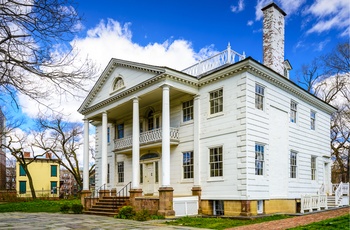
[228,207,349,230]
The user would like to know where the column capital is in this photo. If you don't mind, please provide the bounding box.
[131,96,139,101]
[160,83,172,89]
[193,94,200,100]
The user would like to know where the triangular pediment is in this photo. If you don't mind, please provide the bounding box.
[78,58,165,114]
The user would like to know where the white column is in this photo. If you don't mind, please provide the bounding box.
[162,85,171,187]
[101,112,108,186]
[193,95,201,186]
[83,118,90,190]
[132,97,140,189]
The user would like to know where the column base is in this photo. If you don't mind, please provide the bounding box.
[80,190,92,209]
[158,187,175,217]
[129,189,143,209]
[240,200,252,216]
[192,186,202,214]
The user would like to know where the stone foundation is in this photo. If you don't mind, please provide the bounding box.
[158,187,175,217]
[80,190,91,208]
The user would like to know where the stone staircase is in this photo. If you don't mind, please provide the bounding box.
[84,196,130,217]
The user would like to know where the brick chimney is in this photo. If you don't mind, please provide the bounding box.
[45,152,52,159]
[262,2,286,76]
[23,152,31,158]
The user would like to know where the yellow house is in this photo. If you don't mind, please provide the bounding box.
[16,152,60,198]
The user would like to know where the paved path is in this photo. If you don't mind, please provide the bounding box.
[0,207,348,230]
[229,207,349,230]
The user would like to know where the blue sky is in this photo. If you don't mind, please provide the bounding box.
[4,0,350,129]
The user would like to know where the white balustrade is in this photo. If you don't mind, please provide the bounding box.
[335,182,343,206]
[182,44,246,77]
[114,127,179,150]
[301,194,328,213]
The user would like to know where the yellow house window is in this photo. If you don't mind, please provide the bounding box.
[19,165,26,176]
[51,165,57,177]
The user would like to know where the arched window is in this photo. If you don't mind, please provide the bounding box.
[113,77,124,91]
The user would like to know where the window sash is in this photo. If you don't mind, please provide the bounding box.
[183,151,194,179]
[290,101,297,123]
[117,124,124,139]
[210,89,223,114]
[290,152,297,178]
[19,181,26,194]
[255,144,264,175]
[210,147,223,177]
[255,84,264,110]
[51,181,57,194]
[310,111,316,130]
[183,100,194,122]
[311,157,316,180]
[117,162,124,183]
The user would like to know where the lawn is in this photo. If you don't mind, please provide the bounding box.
[288,214,350,230]
[166,215,292,230]
[0,199,81,213]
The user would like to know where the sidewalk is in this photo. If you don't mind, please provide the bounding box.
[228,207,349,230]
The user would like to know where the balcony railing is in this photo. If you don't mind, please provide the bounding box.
[182,43,246,77]
[114,127,179,150]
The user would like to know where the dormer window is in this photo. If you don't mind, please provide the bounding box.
[112,77,125,92]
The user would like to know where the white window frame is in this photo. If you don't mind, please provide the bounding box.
[182,100,194,122]
[117,162,124,183]
[209,88,223,115]
[290,151,297,179]
[209,146,223,178]
[255,144,264,176]
[255,84,265,110]
[290,100,297,123]
[311,156,317,180]
[310,110,316,130]
[183,151,194,179]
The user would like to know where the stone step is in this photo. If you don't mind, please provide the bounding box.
[83,210,117,217]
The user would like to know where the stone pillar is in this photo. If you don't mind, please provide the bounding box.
[192,186,202,214]
[80,190,91,209]
[158,187,175,217]
[240,200,252,216]
[129,189,143,211]
[101,112,108,186]
[132,97,140,189]
[82,118,90,191]
[161,84,171,187]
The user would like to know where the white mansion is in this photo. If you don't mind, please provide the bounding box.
[79,3,346,216]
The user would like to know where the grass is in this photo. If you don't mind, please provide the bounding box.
[166,215,292,230]
[288,214,350,230]
[0,199,81,213]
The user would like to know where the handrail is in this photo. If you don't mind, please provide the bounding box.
[112,181,132,211]
[87,183,106,210]
[335,182,343,206]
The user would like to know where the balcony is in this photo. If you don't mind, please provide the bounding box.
[114,127,179,151]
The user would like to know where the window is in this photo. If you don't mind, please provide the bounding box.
[311,156,316,180]
[290,100,297,123]
[117,162,124,183]
[255,144,264,175]
[51,165,57,177]
[255,84,265,110]
[51,181,57,194]
[290,151,297,178]
[19,165,26,176]
[155,161,159,183]
[19,181,26,194]
[107,127,110,143]
[213,200,224,215]
[183,151,194,179]
[257,200,264,214]
[117,124,124,138]
[107,164,110,184]
[209,89,223,114]
[183,100,194,122]
[310,111,316,130]
[209,147,223,177]
[140,164,143,183]
[147,110,154,130]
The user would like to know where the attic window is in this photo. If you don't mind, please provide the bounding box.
[112,77,124,92]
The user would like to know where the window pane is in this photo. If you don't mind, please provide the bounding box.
[19,165,26,176]
[210,147,223,177]
[51,181,57,194]
[51,165,57,177]
[210,89,223,114]
[19,181,26,194]
[255,84,264,110]
[118,162,124,183]
[183,152,194,179]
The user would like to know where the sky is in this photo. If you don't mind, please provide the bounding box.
[3,0,350,155]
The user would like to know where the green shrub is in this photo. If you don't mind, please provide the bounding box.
[59,204,70,213]
[116,206,135,219]
[151,214,165,220]
[71,204,83,214]
[134,209,150,221]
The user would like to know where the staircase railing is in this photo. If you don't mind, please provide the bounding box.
[112,181,132,211]
[88,183,106,210]
[335,182,343,206]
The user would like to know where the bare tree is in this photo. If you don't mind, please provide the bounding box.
[298,42,350,183]
[0,0,95,107]
[33,115,95,191]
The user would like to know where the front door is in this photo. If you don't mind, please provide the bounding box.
[144,162,155,195]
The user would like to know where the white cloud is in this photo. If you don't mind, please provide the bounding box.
[231,0,245,13]
[247,20,254,26]
[18,18,216,123]
[305,0,350,36]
